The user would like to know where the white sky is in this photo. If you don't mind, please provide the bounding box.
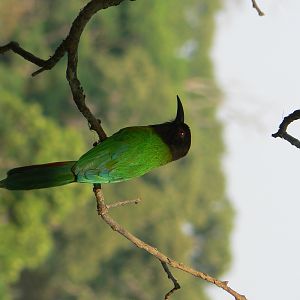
[209,1,300,299]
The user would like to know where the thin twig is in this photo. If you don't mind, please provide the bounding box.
[160,261,181,299]
[93,186,247,300]
[272,110,300,149]
[251,0,265,16]
[107,198,141,209]
[0,41,47,66]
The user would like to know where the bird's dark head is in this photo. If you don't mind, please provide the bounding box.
[152,95,191,161]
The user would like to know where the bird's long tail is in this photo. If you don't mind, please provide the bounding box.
[0,161,77,190]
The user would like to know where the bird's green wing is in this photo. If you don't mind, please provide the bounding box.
[73,126,172,184]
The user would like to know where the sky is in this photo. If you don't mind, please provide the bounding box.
[209,1,300,299]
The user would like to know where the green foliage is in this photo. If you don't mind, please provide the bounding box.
[0,90,90,299]
[0,0,234,299]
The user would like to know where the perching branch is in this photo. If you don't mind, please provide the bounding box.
[272,110,300,149]
[1,1,247,299]
[251,0,265,16]
[93,185,246,300]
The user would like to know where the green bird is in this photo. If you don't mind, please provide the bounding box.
[0,96,191,190]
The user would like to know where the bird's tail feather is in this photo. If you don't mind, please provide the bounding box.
[0,161,76,190]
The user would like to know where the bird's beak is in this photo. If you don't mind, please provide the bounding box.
[175,95,184,123]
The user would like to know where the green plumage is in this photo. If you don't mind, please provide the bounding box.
[73,126,172,183]
[0,126,172,190]
[0,96,191,190]
[0,162,76,190]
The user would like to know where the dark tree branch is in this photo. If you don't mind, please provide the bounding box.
[66,45,107,141]
[160,261,181,299]
[272,110,300,148]
[93,185,247,300]
[251,0,265,16]
[0,41,47,66]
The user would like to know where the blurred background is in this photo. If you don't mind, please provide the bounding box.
[211,1,300,299]
[0,1,299,300]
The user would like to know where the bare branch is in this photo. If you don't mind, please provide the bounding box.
[66,48,107,140]
[62,0,128,140]
[93,185,247,300]
[251,0,265,16]
[272,110,300,148]
[107,198,141,209]
[160,261,181,299]
[0,36,68,75]
[0,41,47,66]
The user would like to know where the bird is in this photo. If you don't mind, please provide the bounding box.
[0,96,191,190]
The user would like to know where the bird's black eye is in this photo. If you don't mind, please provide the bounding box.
[178,128,185,138]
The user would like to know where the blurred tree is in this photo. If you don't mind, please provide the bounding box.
[0,0,234,299]
[0,89,91,299]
